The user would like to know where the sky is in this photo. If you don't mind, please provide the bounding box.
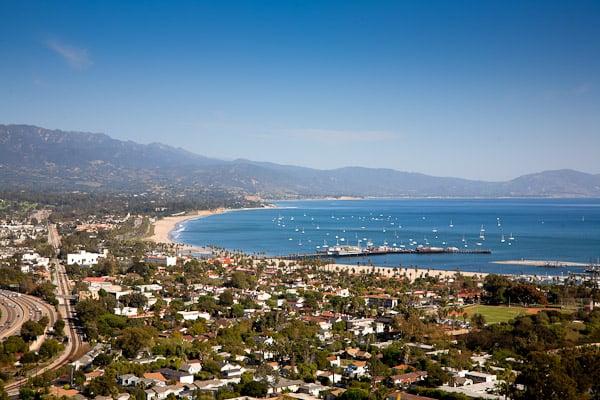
[1,1,599,181]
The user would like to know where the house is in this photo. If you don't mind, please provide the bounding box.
[386,391,436,400]
[316,370,342,384]
[220,363,244,378]
[118,374,140,387]
[345,347,371,360]
[267,378,304,394]
[345,361,369,379]
[178,311,211,321]
[326,355,341,368]
[364,294,399,309]
[180,360,202,374]
[143,372,168,384]
[463,371,496,384]
[389,371,428,386]
[449,376,473,387]
[298,383,330,397]
[193,379,232,392]
[114,306,139,317]
[159,368,194,384]
[144,255,177,267]
[145,384,185,400]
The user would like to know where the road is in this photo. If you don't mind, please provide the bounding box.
[0,291,57,341]
[5,261,83,396]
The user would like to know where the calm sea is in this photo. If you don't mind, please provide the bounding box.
[175,199,600,275]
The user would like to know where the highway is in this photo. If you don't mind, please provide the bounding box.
[5,261,83,396]
[0,290,57,341]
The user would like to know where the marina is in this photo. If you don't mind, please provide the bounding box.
[175,198,600,276]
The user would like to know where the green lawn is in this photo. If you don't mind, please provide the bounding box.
[462,305,530,324]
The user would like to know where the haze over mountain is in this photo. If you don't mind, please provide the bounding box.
[1,124,599,198]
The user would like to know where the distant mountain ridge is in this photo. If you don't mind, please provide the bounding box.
[1,124,599,198]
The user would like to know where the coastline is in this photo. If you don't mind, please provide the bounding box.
[149,205,278,245]
[317,263,488,282]
[148,208,228,244]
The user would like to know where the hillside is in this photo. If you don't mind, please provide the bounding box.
[1,124,599,198]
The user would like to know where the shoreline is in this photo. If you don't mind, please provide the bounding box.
[148,208,228,244]
[153,204,595,279]
[316,262,488,281]
[149,205,277,245]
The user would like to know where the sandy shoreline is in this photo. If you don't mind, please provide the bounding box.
[148,208,228,244]
[316,263,488,281]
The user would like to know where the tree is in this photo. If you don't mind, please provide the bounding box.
[219,290,234,306]
[240,381,268,397]
[117,327,155,358]
[38,339,63,359]
[339,388,369,400]
[471,313,486,329]
[53,319,65,336]
[21,320,44,342]
[120,292,148,308]
[3,335,28,353]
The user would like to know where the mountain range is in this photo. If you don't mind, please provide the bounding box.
[1,124,599,198]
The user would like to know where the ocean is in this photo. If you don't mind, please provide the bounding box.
[174,199,600,275]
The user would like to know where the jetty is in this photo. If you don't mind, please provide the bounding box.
[282,246,491,260]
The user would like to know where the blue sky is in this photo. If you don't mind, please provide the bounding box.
[1,1,599,180]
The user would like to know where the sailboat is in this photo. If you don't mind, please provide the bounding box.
[479,225,486,240]
[509,233,515,241]
[449,219,454,228]
[501,234,505,243]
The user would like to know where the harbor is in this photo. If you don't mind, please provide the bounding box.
[283,244,492,260]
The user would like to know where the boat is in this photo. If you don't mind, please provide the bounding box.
[509,233,515,241]
[449,219,454,228]
[501,234,505,243]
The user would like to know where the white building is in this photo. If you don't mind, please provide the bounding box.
[178,311,211,321]
[67,250,107,266]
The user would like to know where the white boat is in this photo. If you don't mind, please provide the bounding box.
[501,234,505,243]
[509,233,515,240]
[449,220,454,228]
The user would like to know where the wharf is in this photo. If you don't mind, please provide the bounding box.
[283,247,491,260]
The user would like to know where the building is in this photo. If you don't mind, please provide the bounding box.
[364,294,399,308]
[67,249,107,266]
[144,255,177,267]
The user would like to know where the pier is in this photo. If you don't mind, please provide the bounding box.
[282,246,492,260]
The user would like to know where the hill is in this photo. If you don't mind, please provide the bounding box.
[1,124,599,198]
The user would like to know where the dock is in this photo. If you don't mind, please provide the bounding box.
[282,246,491,260]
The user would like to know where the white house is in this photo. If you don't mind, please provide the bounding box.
[178,311,211,321]
[114,307,139,317]
[180,360,202,374]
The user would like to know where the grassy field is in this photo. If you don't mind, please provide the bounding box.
[461,305,531,324]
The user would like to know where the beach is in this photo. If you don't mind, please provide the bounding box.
[148,208,227,244]
[317,263,487,282]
